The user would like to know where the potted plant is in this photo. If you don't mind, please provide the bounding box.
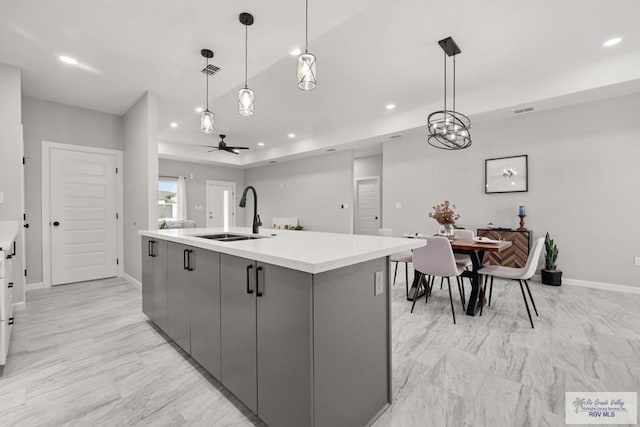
[541,232,562,286]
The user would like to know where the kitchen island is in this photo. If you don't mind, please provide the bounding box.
[139,227,424,427]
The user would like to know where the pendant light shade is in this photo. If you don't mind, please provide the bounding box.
[297,52,316,90]
[427,37,471,150]
[200,48,215,134]
[200,110,215,134]
[238,87,254,117]
[297,0,316,91]
[239,13,255,116]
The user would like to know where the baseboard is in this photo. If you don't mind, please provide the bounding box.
[532,274,640,295]
[26,282,49,291]
[12,301,25,311]
[123,273,142,288]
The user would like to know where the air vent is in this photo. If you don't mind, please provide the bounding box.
[326,148,336,152]
[513,106,535,114]
[388,133,405,140]
[201,64,221,76]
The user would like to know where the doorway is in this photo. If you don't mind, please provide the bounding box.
[355,176,381,235]
[206,180,236,228]
[42,142,123,286]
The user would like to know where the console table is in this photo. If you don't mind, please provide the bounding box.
[476,229,531,267]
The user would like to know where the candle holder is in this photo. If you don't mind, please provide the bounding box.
[517,214,527,231]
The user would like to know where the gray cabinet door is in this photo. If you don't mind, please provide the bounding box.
[141,237,154,320]
[152,240,168,333]
[256,262,313,427]
[190,248,221,379]
[220,254,257,413]
[167,242,191,353]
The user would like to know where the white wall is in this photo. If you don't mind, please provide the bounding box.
[0,63,24,303]
[244,150,354,233]
[383,93,640,287]
[22,96,123,284]
[158,158,244,227]
[123,92,158,283]
[354,154,382,179]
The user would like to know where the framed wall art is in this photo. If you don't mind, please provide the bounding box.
[485,154,528,194]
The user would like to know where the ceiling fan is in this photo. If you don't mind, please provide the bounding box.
[202,134,249,155]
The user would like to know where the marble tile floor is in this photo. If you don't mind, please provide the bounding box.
[0,271,638,427]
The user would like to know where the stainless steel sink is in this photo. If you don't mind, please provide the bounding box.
[195,233,269,242]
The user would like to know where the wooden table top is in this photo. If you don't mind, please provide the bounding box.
[450,239,512,253]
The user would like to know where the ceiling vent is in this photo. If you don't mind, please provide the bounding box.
[388,133,405,140]
[201,64,221,76]
[513,106,535,114]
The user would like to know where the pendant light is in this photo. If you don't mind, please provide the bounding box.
[297,0,316,90]
[427,37,471,150]
[239,13,255,117]
[200,49,215,134]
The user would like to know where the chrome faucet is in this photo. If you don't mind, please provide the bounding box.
[239,185,262,234]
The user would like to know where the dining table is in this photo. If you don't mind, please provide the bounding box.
[406,236,512,316]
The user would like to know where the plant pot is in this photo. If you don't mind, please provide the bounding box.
[541,269,562,286]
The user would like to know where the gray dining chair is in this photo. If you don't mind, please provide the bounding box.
[377,228,411,298]
[477,237,545,328]
[410,236,465,324]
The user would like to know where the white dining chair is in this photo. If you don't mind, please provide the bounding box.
[410,237,465,324]
[377,228,412,298]
[477,237,545,328]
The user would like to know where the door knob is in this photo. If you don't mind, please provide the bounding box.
[52,221,60,227]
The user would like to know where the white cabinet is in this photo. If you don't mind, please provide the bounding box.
[0,243,16,365]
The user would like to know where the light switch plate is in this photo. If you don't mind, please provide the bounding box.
[374,271,384,295]
[0,192,3,203]
[635,256,640,267]
[395,202,402,209]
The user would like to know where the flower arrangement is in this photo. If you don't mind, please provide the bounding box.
[429,200,460,225]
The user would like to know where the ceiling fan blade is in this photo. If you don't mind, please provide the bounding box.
[223,147,239,154]
[226,146,249,150]
[199,145,219,148]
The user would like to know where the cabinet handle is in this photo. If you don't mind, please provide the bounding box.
[11,241,16,256]
[8,282,13,288]
[183,249,189,270]
[256,265,264,297]
[148,240,153,257]
[246,264,254,294]
[8,317,14,325]
[188,250,194,271]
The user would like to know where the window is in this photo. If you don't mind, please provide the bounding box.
[158,178,178,221]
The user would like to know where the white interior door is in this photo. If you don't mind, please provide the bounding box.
[355,176,381,235]
[49,148,118,285]
[206,181,235,228]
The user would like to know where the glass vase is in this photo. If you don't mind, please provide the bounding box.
[438,223,455,240]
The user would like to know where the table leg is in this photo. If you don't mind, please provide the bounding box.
[464,250,485,316]
[407,270,424,301]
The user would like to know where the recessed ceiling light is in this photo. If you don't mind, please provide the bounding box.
[386,103,396,110]
[257,142,265,146]
[290,48,301,56]
[195,107,204,113]
[603,37,622,47]
[170,122,178,128]
[59,56,78,65]
[288,133,295,138]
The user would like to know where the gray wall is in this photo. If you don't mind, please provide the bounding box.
[354,154,382,179]
[22,96,124,284]
[123,92,158,283]
[0,63,24,302]
[158,158,245,227]
[244,151,354,233]
[383,93,640,287]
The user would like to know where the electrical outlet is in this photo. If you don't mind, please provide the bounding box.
[0,192,3,203]
[635,256,640,267]
[374,271,384,296]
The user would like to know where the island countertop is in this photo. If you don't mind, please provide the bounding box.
[139,227,424,274]
[0,221,19,252]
